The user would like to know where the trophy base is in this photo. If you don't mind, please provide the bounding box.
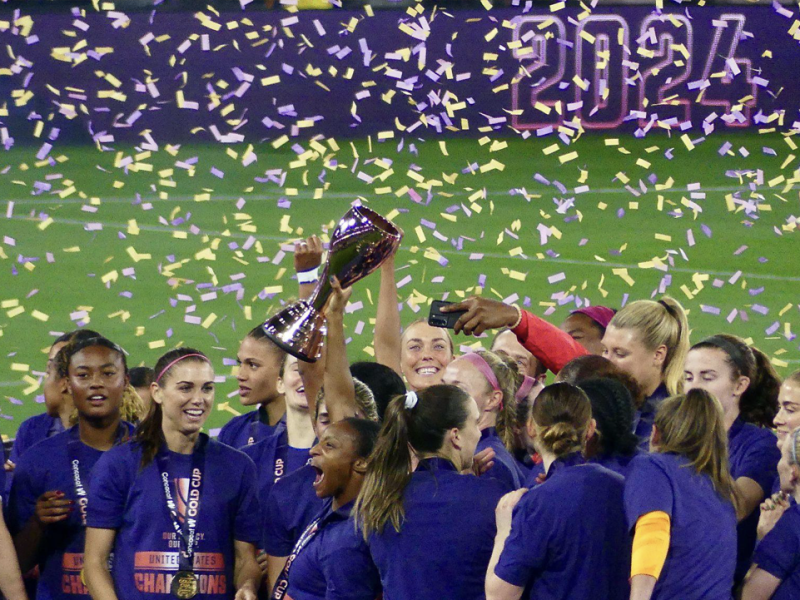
[262,300,327,363]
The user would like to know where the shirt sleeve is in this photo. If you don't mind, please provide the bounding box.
[512,310,589,375]
[263,489,293,556]
[233,453,262,546]
[6,452,42,534]
[624,457,674,531]
[324,526,382,600]
[86,449,132,530]
[752,508,800,582]
[734,434,780,496]
[493,494,553,587]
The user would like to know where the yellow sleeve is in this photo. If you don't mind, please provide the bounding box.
[631,511,671,580]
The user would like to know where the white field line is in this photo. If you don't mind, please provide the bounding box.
[0,183,784,205]
[5,213,800,283]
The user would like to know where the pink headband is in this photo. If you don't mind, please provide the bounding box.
[515,376,537,401]
[459,353,501,392]
[156,354,209,383]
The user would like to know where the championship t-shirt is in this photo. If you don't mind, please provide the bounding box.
[7,424,132,600]
[87,435,260,599]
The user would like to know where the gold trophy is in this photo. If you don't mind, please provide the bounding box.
[262,205,403,362]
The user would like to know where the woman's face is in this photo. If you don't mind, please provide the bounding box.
[153,361,215,436]
[401,322,453,391]
[315,400,330,438]
[777,433,799,494]
[601,326,664,393]
[442,358,493,414]
[236,336,282,407]
[309,421,361,500]
[774,380,800,444]
[561,313,605,355]
[68,346,127,422]
[44,341,69,416]
[278,355,307,412]
[683,347,747,418]
[491,330,542,377]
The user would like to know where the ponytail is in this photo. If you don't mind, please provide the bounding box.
[135,347,210,469]
[354,384,472,538]
[654,389,738,508]
[530,383,592,458]
[609,296,689,395]
[692,334,780,428]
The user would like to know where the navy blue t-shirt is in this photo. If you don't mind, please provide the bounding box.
[242,430,312,512]
[217,407,285,449]
[263,465,325,556]
[728,417,780,584]
[87,435,260,600]
[285,500,380,600]
[7,412,65,494]
[588,449,642,478]
[7,424,132,600]
[477,427,524,492]
[752,503,800,600]
[625,453,737,600]
[633,384,668,450]
[367,457,505,600]
[495,462,629,600]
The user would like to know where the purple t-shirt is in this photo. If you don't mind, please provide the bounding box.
[753,503,800,600]
[263,465,325,556]
[728,417,780,583]
[242,430,312,508]
[624,453,737,600]
[217,408,286,449]
[285,500,380,600]
[495,462,628,600]
[476,427,524,492]
[7,425,131,600]
[87,435,260,600]
[367,457,505,600]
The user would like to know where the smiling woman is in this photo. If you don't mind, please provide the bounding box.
[83,347,263,600]
[6,336,132,600]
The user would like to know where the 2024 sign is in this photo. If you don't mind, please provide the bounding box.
[510,14,760,130]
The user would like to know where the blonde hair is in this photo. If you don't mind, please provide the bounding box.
[654,389,738,507]
[530,383,592,457]
[316,378,379,423]
[609,296,689,395]
[472,350,519,453]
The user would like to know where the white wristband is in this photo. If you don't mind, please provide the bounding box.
[297,267,320,284]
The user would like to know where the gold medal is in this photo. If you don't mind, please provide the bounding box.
[171,570,198,600]
[80,569,87,587]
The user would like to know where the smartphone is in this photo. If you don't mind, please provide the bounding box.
[428,300,466,329]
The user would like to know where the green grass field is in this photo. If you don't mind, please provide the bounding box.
[1,130,799,438]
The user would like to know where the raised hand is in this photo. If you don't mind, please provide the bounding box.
[441,296,520,336]
[294,235,324,273]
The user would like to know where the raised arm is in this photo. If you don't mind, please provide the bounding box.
[323,277,360,423]
[84,527,119,600]
[442,297,588,375]
[373,253,403,376]
[294,235,324,302]
[294,234,326,419]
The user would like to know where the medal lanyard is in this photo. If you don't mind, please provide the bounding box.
[68,425,129,527]
[156,436,208,573]
[271,513,325,600]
